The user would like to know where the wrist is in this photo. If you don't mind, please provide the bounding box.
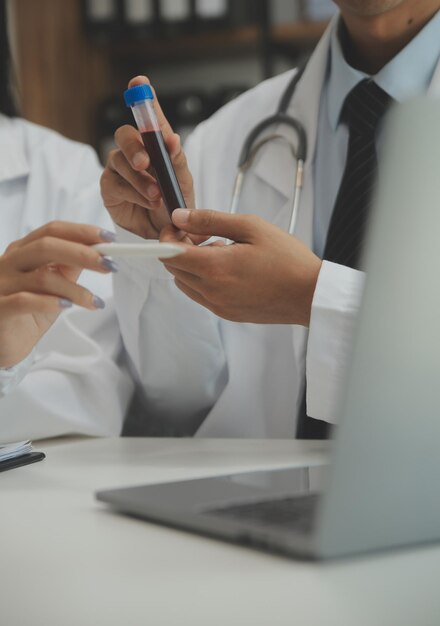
[0,348,34,370]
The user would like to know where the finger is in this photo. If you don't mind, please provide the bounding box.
[114,124,151,172]
[105,152,162,207]
[160,241,231,277]
[159,224,211,247]
[126,77,193,203]
[12,269,105,310]
[111,129,191,209]
[55,265,82,283]
[9,221,116,250]
[172,209,260,242]
[174,278,214,313]
[128,75,174,140]
[163,266,203,291]
[160,224,189,243]
[163,132,194,200]
[10,237,115,273]
[0,292,71,316]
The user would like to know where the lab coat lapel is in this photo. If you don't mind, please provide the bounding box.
[0,115,30,182]
[428,57,440,96]
[253,18,334,372]
[252,17,335,247]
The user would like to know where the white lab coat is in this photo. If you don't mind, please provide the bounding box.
[0,116,133,441]
[114,21,440,438]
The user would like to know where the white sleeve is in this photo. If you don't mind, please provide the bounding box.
[0,301,134,442]
[306,261,365,424]
[112,225,228,434]
[0,142,133,442]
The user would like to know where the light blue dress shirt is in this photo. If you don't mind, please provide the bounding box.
[313,10,440,257]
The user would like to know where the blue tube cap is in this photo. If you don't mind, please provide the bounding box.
[124,84,154,107]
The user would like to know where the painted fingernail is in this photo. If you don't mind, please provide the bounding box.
[59,298,73,309]
[92,295,106,309]
[133,152,147,168]
[100,229,117,242]
[100,256,119,272]
[172,209,190,225]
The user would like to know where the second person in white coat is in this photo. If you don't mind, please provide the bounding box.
[102,0,440,438]
[0,1,133,441]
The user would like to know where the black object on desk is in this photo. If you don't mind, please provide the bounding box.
[0,451,45,473]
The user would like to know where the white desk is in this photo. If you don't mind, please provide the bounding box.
[1,437,440,626]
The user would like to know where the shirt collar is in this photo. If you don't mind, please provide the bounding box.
[327,10,440,131]
[0,115,30,182]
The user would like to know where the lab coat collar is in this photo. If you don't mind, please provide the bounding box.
[0,115,30,182]
[328,10,440,131]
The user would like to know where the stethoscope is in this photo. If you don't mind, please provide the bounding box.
[230,63,308,236]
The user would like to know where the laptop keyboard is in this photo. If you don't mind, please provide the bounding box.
[206,493,320,535]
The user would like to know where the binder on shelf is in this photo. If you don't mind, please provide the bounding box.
[159,0,193,35]
[86,0,118,20]
[300,0,337,20]
[228,0,260,29]
[83,0,122,40]
[271,0,302,26]
[122,0,156,36]
[193,0,229,30]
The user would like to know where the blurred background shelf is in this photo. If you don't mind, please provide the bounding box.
[103,20,328,64]
[9,0,334,160]
[272,19,328,48]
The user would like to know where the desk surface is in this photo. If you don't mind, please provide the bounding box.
[1,437,440,626]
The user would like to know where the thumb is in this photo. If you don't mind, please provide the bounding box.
[172,209,257,242]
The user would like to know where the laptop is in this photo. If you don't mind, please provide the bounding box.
[96,98,440,560]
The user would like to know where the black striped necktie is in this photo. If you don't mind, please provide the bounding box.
[296,79,393,440]
[323,79,393,268]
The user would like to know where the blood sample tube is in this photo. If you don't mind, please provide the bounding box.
[124,84,186,215]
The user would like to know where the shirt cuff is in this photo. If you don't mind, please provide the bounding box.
[306,261,365,424]
[0,350,35,398]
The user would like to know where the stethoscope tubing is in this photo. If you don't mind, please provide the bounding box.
[229,64,308,238]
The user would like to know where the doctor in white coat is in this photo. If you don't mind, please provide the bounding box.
[103,0,440,438]
[0,117,134,441]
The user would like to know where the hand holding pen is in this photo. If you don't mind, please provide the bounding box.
[0,221,117,368]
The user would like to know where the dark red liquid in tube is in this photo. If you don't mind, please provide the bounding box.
[141,130,186,215]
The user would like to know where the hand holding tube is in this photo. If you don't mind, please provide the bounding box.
[101,76,195,239]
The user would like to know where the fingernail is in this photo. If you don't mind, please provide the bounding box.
[147,184,160,200]
[59,298,73,309]
[92,295,106,309]
[133,152,147,168]
[100,229,117,242]
[100,256,119,273]
[171,133,181,157]
[172,209,190,226]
